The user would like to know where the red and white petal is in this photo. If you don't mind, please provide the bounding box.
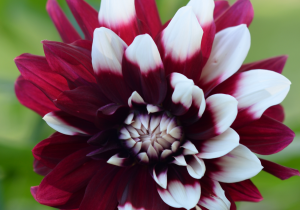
[66,0,99,41]
[237,115,294,155]
[208,145,263,183]
[107,153,134,167]
[128,91,146,108]
[151,164,168,189]
[212,70,291,128]
[47,0,81,43]
[43,111,97,135]
[99,0,139,45]
[123,34,166,104]
[187,94,238,140]
[92,28,132,104]
[186,155,206,179]
[238,55,288,74]
[196,128,239,159]
[260,159,300,180]
[172,155,187,166]
[199,177,230,210]
[182,141,199,155]
[158,6,203,81]
[188,0,216,63]
[215,0,254,32]
[147,104,163,114]
[199,25,250,94]
[157,166,201,210]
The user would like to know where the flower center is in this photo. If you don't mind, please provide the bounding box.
[119,112,183,163]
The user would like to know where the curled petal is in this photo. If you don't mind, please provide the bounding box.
[186,155,206,179]
[207,145,263,183]
[107,153,134,167]
[92,28,132,104]
[151,164,168,189]
[199,24,250,94]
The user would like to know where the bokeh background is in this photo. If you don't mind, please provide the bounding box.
[0,0,300,209]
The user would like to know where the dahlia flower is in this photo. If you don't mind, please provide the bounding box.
[14,0,299,209]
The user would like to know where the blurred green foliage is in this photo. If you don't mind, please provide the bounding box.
[0,0,299,209]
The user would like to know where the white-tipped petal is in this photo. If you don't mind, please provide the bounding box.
[182,140,199,155]
[188,0,215,25]
[186,155,206,179]
[124,113,134,125]
[128,91,145,107]
[172,155,187,166]
[152,165,168,189]
[137,152,149,163]
[107,153,132,167]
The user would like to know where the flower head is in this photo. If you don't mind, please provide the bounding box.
[15,0,299,209]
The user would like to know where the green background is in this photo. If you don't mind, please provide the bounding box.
[0,0,299,209]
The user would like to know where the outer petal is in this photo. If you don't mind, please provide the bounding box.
[186,94,238,140]
[33,132,89,169]
[237,115,295,155]
[195,128,240,159]
[92,28,132,104]
[15,53,69,100]
[118,167,169,210]
[43,111,98,135]
[215,0,254,32]
[223,179,263,202]
[79,164,125,210]
[46,0,81,43]
[34,158,52,176]
[199,177,230,210]
[211,70,291,129]
[66,0,99,40]
[15,76,59,116]
[135,0,162,38]
[263,104,285,122]
[43,41,96,88]
[34,148,99,208]
[157,166,201,210]
[214,1,230,20]
[99,0,139,45]
[157,6,203,81]
[54,86,110,122]
[123,34,167,104]
[188,0,216,64]
[238,55,288,74]
[207,145,263,183]
[260,159,300,180]
[199,24,250,95]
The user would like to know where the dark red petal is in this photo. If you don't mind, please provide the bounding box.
[200,22,216,68]
[33,158,52,176]
[33,132,89,169]
[215,0,254,32]
[43,41,96,88]
[46,0,81,43]
[35,147,99,208]
[15,53,69,100]
[214,1,230,20]
[263,104,285,123]
[54,86,110,122]
[46,111,99,135]
[87,140,121,161]
[66,0,99,41]
[118,166,169,210]
[238,55,288,74]
[96,104,130,130]
[260,159,300,180]
[15,76,58,116]
[135,0,162,39]
[222,180,263,202]
[237,115,294,155]
[87,129,118,146]
[79,165,126,210]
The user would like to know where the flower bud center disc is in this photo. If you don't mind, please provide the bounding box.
[119,113,183,162]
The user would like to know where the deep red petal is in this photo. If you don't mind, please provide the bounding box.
[263,104,285,123]
[32,132,89,169]
[46,0,81,43]
[54,86,110,122]
[15,76,58,116]
[260,159,300,180]
[118,166,169,210]
[66,0,99,41]
[15,53,69,100]
[222,180,263,202]
[43,41,96,88]
[33,158,52,176]
[135,0,162,39]
[215,0,254,32]
[238,55,288,74]
[214,1,230,20]
[237,115,295,155]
